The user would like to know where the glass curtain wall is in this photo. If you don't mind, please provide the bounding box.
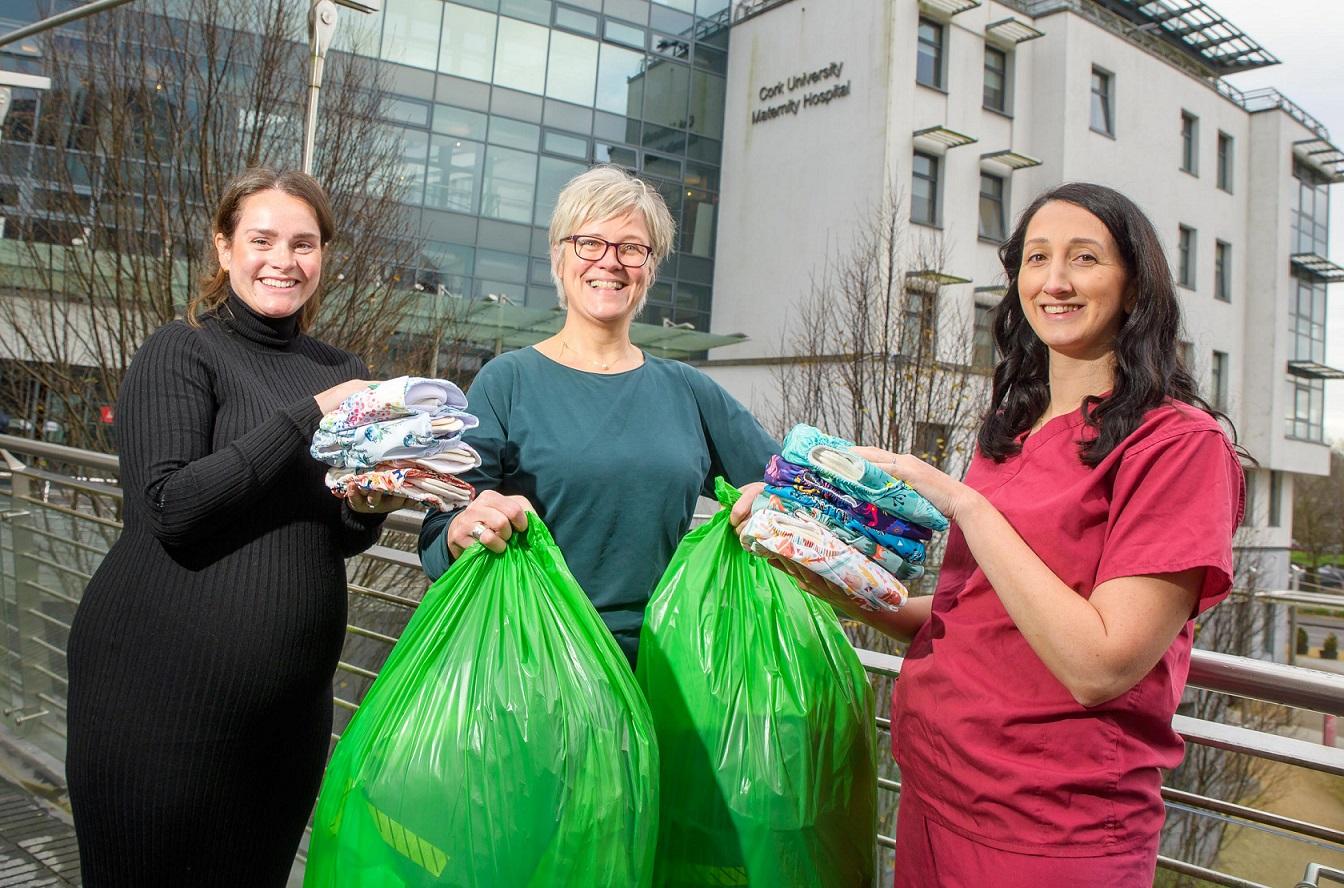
[1285,272,1327,441]
[346,0,730,330]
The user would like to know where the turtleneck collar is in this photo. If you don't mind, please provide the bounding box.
[219,291,301,349]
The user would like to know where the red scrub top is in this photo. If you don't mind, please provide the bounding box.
[892,402,1245,856]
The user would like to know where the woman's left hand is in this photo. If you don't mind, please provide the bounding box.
[348,491,415,514]
[851,448,980,524]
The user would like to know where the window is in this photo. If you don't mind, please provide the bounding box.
[393,127,430,205]
[488,116,539,151]
[439,3,496,81]
[546,31,598,106]
[596,43,647,116]
[682,188,716,257]
[481,144,537,223]
[978,174,1006,241]
[911,152,940,226]
[973,301,998,370]
[983,45,1007,112]
[688,68,727,140]
[380,0,443,70]
[1180,111,1199,174]
[0,89,36,143]
[1269,471,1283,527]
[902,287,937,357]
[1286,270,1327,443]
[1293,160,1330,256]
[1214,240,1231,302]
[1291,272,1328,364]
[1286,375,1325,441]
[1177,225,1196,288]
[1211,350,1228,412]
[915,422,950,466]
[1090,67,1113,136]
[434,104,487,140]
[427,135,483,212]
[533,156,587,226]
[917,18,944,89]
[494,17,549,95]
[1217,131,1233,192]
[642,64,691,130]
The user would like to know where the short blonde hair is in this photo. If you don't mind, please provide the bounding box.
[548,165,676,312]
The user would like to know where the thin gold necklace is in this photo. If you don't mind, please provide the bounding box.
[559,337,632,372]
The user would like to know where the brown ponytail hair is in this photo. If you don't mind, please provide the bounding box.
[187,167,336,331]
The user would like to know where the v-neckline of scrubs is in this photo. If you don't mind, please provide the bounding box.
[1018,409,1086,455]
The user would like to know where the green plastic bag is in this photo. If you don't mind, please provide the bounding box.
[637,479,877,887]
[306,515,659,888]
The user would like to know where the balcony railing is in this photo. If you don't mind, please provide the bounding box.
[4,432,1344,886]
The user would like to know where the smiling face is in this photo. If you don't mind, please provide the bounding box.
[214,189,323,319]
[553,210,652,326]
[1017,200,1133,362]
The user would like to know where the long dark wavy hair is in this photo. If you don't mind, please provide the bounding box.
[978,182,1234,466]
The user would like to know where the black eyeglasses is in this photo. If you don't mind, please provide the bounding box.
[563,235,653,268]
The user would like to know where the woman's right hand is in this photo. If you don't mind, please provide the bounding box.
[446,490,534,556]
[314,379,373,415]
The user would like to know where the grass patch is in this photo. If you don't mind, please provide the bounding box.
[1292,552,1344,567]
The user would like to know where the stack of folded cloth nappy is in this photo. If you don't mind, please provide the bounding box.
[739,424,949,613]
[310,376,481,511]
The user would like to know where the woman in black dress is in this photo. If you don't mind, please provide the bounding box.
[66,168,407,885]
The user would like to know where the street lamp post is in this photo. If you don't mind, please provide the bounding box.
[0,0,135,50]
[303,0,382,176]
[302,0,337,176]
[485,293,515,357]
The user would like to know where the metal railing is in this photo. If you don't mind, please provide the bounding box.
[1216,82,1334,144]
[3,432,1344,886]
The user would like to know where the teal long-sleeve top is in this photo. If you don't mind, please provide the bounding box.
[418,346,778,666]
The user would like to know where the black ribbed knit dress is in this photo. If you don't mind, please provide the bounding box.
[66,294,385,886]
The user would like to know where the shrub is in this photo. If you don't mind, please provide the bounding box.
[1324,633,1339,660]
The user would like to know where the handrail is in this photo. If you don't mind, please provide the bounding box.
[1298,862,1344,888]
[0,433,120,472]
[1188,649,1344,717]
[9,433,1344,719]
[861,648,1344,718]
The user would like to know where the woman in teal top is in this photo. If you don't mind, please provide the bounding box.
[419,166,776,666]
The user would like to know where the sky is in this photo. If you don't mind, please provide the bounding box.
[1208,0,1344,443]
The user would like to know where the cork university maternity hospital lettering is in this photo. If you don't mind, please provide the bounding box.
[751,61,851,125]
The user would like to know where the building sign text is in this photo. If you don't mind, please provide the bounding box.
[751,61,850,125]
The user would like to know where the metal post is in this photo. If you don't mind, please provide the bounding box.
[0,450,50,742]
[486,293,512,356]
[303,0,338,176]
[1291,603,1300,667]
[0,0,135,49]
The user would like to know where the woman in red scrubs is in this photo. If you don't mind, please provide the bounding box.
[803,183,1246,884]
